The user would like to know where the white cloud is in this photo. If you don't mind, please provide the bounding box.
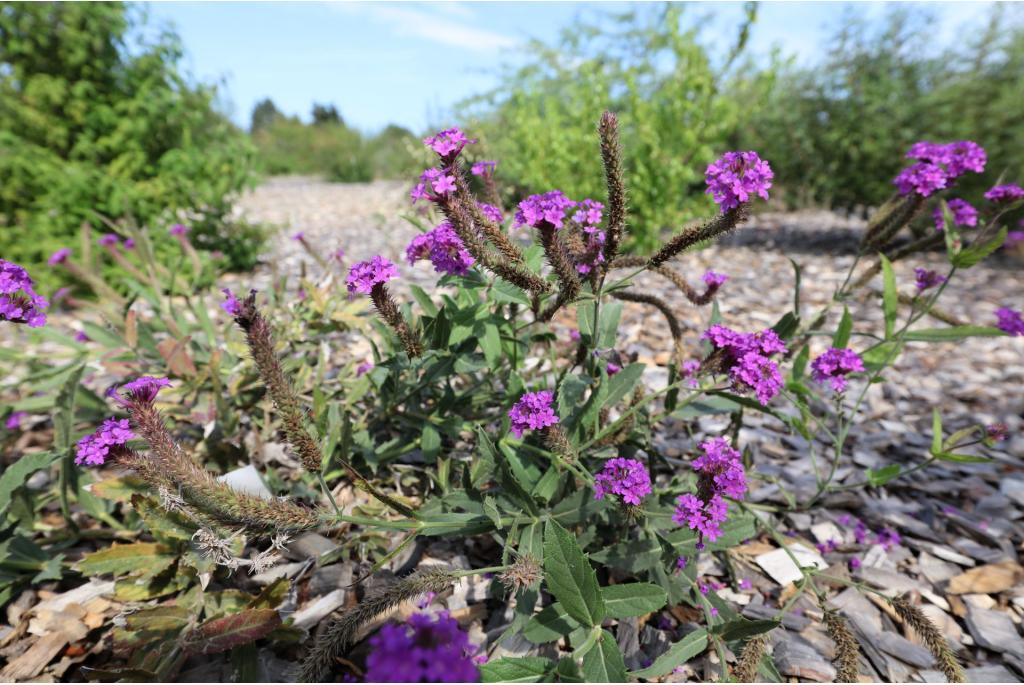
[329,2,517,52]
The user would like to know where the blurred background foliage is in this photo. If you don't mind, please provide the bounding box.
[2,1,1021,294]
[0,2,263,292]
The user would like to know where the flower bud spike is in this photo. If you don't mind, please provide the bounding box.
[233,291,326,472]
[598,111,627,274]
[890,594,965,683]
[822,608,860,683]
[649,205,749,268]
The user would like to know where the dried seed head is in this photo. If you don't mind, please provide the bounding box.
[890,594,965,683]
[157,484,186,514]
[248,548,282,575]
[733,633,770,682]
[823,608,860,683]
[498,554,542,596]
[192,528,240,569]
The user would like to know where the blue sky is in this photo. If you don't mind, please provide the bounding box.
[148,1,994,134]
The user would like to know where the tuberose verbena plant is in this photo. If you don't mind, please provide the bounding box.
[40,114,1024,682]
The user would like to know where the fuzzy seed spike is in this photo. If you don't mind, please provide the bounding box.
[598,111,627,273]
[610,289,683,359]
[649,206,748,268]
[733,633,770,682]
[823,608,861,683]
[369,282,423,358]
[890,594,965,683]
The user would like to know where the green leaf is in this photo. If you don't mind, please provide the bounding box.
[716,618,779,642]
[523,602,581,644]
[931,409,943,456]
[182,608,281,655]
[601,363,644,409]
[491,279,532,306]
[630,629,708,679]
[409,284,438,315]
[420,424,441,461]
[480,322,502,367]
[543,520,604,627]
[481,656,552,683]
[132,495,197,541]
[76,543,178,578]
[934,452,991,464]
[953,226,1007,268]
[880,253,897,339]
[581,630,628,682]
[860,340,903,372]
[0,452,58,511]
[866,464,901,487]
[597,302,622,349]
[600,583,667,619]
[789,257,802,314]
[904,325,1006,342]
[833,306,853,348]
[771,311,800,340]
[577,301,596,343]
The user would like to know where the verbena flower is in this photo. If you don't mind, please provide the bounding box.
[811,347,865,393]
[984,184,1024,203]
[75,417,135,466]
[99,233,121,247]
[907,140,986,177]
[0,259,48,327]
[704,151,773,212]
[893,162,947,197]
[932,198,978,231]
[594,458,651,505]
[682,359,701,388]
[221,289,241,315]
[405,223,475,276]
[410,168,457,204]
[169,224,190,236]
[75,331,89,342]
[423,127,475,158]
[365,612,480,683]
[477,202,504,224]
[48,249,71,266]
[876,527,901,551]
[124,238,135,249]
[995,307,1024,336]
[347,256,399,294]
[513,190,576,230]
[471,160,497,176]
[570,198,607,274]
[508,390,559,438]
[703,270,728,287]
[5,411,27,431]
[702,325,787,405]
[673,437,747,547]
[914,268,947,291]
[1006,230,1024,247]
[986,423,1008,442]
[113,376,172,406]
[291,231,306,241]
[606,361,621,375]
[356,361,374,377]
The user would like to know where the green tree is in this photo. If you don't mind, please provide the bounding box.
[0,2,260,288]
[250,97,283,133]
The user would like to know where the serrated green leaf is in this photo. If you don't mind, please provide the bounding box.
[630,628,708,679]
[581,630,628,682]
[597,302,622,349]
[131,495,197,541]
[953,226,1007,268]
[481,656,552,683]
[716,618,779,642]
[182,608,281,655]
[880,253,897,338]
[600,583,667,619]
[492,279,532,306]
[523,602,581,644]
[577,301,596,343]
[0,452,58,511]
[543,520,604,627]
[601,363,644,409]
[77,542,177,578]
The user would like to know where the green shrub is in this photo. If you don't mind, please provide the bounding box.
[0,2,261,291]
[457,5,759,252]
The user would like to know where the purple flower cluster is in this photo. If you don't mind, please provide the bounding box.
[405,223,475,276]
[594,458,651,505]
[0,259,48,328]
[48,248,71,266]
[471,160,497,177]
[932,198,978,231]
[984,184,1024,203]
[996,307,1024,336]
[356,361,374,377]
[365,612,479,683]
[907,140,987,178]
[893,162,948,197]
[1007,231,1024,248]
[221,289,241,315]
[572,198,606,274]
[810,347,865,393]
[411,168,457,204]
[702,270,728,288]
[702,325,787,405]
[99,233,121,248]
[423,127,475,158]
[478,202,504,225]
[113,376,171,406]
[914,268,947,292]
[75,418,135,466]
[5,411,27,431]
[986,423,1008,442]
[682,359,701,388]
[508,390,559,438]
[704,151,774,212]
[169,224,190,236]
[347,256,399,294]
[513,190,576,230]
[673,438,747,547]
